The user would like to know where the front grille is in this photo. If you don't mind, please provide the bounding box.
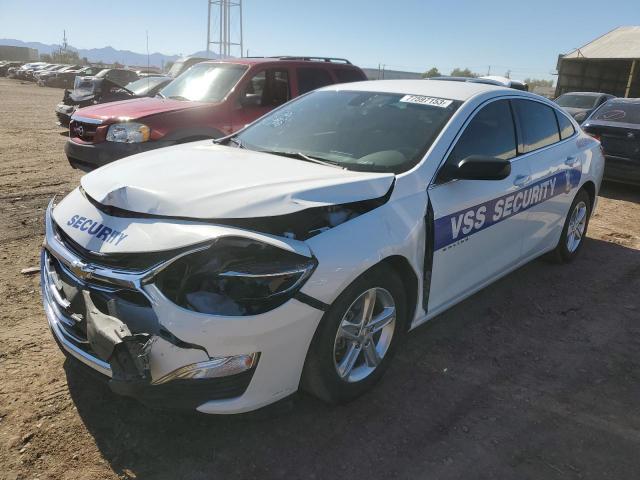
[45,251,157,360]
[69,119,99,142]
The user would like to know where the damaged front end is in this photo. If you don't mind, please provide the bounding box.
[41,202,260,410]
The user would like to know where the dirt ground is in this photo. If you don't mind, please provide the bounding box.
[0,77,639,480]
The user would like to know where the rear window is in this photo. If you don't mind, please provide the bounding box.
[555,111,576,140]
[555,94,600,109]
[297,68,334,94]
[512,99,560,153]
[591,102,640,124]
[334,68,365,84]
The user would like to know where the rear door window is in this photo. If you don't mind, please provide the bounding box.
[555,111,576,140]
[297,68,334,94]
[512,99,560,153]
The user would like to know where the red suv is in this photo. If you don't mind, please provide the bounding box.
[64,57,367,171]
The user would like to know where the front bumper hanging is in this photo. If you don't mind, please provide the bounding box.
[40,200,259,409]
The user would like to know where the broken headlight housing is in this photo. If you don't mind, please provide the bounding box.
[155,237,317,316]
[106,122,151,143]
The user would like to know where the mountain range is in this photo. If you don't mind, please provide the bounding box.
[0,38,220,67]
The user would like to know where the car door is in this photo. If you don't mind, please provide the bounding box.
[231,67,291,131]
[511,99,581,257]
[427,99,533,312]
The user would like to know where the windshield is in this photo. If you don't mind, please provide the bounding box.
[555,94,599,109]
[126,76,169,95]
[235,90,461,173]
[159,63,247,102]
[591,101,640,124]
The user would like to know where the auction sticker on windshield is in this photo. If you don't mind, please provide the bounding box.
[400,95,453,108]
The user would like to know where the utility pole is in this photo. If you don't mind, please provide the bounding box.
[206,0,243,58]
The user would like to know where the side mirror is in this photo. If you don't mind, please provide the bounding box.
[452,155,511,181]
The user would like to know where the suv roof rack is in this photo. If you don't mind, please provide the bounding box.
[245,56,352,65]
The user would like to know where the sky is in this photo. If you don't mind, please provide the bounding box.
[1,0,639,80]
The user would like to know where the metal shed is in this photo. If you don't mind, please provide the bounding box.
[555,26,640,98]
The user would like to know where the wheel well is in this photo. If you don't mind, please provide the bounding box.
[581,181,596,210]
[379,255,419,331]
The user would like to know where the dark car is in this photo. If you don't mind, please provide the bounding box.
[37,64,81,86]
[582,98,640,185]
[554,92,615,124]
[55,74,171,126]
[72,68,139,91]
[46,66,105,89]
[0,61,24,76]
[64,56,367,172]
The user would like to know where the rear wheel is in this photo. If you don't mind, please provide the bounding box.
[552,188,591,262]
[301,264,407,404]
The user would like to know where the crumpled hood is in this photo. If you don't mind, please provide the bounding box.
[72,96,207,123]
[80,141,395,219]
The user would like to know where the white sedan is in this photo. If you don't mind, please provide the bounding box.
[41,80,603,413]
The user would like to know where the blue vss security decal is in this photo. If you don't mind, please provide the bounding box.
[66,215,128,246]
[434,169,581,251]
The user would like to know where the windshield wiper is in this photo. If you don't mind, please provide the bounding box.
[229,137,244,148]
[212,135,244,148]
[168,95,189,101]
[260,150,345,169]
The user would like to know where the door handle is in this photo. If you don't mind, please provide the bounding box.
[565,155,579,167]
[513,174,531,187]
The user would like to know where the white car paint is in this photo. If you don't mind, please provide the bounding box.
[81,144,395,219]
[41,79,604,413]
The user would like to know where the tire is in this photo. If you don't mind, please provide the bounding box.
[552,188,592,262]
[301,264,407,404]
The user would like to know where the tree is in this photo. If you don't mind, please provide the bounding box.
[422,67,441,78]
[524,78,553,89]
[41,49,82,65]
[450,67,478,78]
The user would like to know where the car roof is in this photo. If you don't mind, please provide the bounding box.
[560,91,609,97]
[199,57,358,67]
[319,79,505,101]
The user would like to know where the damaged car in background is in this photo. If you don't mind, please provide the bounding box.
[47,65,105,90]
[63,57,367,171]
[42,80,603,413]
[54,69,159,126]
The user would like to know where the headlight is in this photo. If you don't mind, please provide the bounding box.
[155,237,317,316]
[106,122,151,143]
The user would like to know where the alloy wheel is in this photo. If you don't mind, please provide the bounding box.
[566,200,588,253]
[333,287,396,383]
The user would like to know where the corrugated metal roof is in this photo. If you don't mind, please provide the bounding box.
[563,26,640,59]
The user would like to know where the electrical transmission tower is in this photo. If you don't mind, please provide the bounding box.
[206,0,243,58]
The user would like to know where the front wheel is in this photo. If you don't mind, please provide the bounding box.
[301,264,407,404]
[552,188,592,262]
